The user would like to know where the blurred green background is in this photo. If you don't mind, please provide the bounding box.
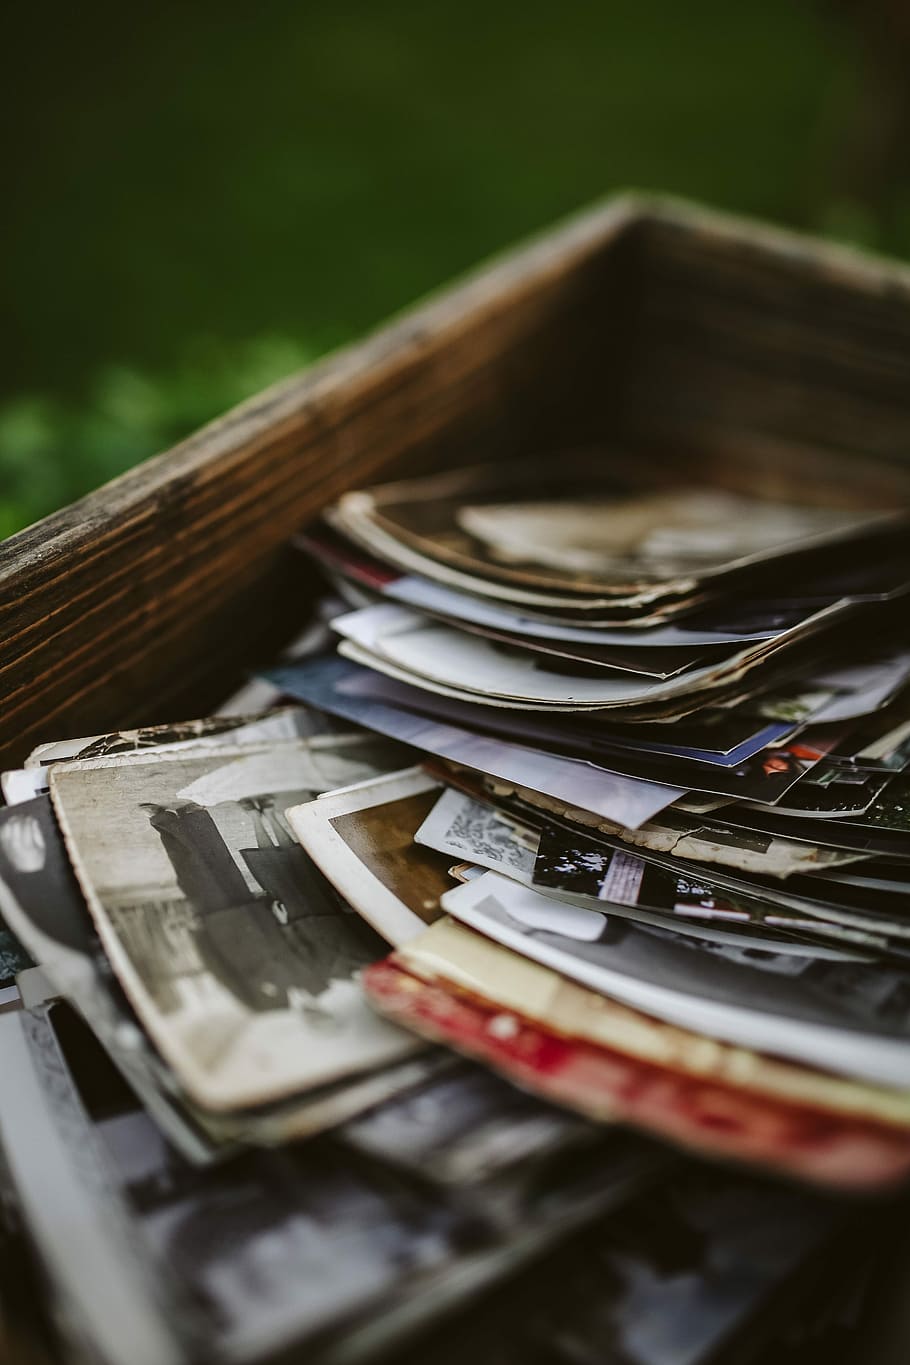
[4,0,910,538]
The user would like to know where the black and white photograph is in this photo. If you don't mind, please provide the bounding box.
[0,799,449,1157]
[0,999,658,1365]
[0,796,221,1162]
[0,1002,466,1365]
[532,823,821,928]
[384,1166,852,1365]
[414,787,871,954]
[338,1060,591,1196]
[48,738,420,1111]
[535,800,867,881]
[414,785,538,881]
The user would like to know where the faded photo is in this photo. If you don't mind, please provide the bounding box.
[415,786,537,879]
[334,461,894,599]
[49,737,418,1111]
[10,1003,463,1365]
[457,490,881,586]
[289,771,459,945]
[27,705,339,768]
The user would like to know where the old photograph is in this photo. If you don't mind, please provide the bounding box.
[414,786,537,880]
[366,954,910,1189]
[333,462,894,602]
[531,824,830,931]
[558,804,867,881]
[49,737,420,1111]
[331,602,775,712]
[339,1060,589,1191]
[440,871,910,1087]
[386,570,804,647]
[395,917,910,1129]
[414,788,866,954]
[288,768,454,946]
[26,705,340,768]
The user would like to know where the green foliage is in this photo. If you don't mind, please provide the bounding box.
[0,335,320,535]
[1,0,901,537]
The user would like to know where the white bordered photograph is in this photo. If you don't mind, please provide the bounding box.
[49,737,419,1113]
[287,766,454,947]
[440,871,910,1088]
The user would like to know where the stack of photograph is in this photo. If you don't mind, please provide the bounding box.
[2,455,910,1363]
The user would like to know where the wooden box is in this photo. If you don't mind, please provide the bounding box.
[4,193,910,773]
[2,194,910,1358]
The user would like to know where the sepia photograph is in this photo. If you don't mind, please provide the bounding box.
[288,768,454,946]
[49,738,419,1111]
[333,462,895,601]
